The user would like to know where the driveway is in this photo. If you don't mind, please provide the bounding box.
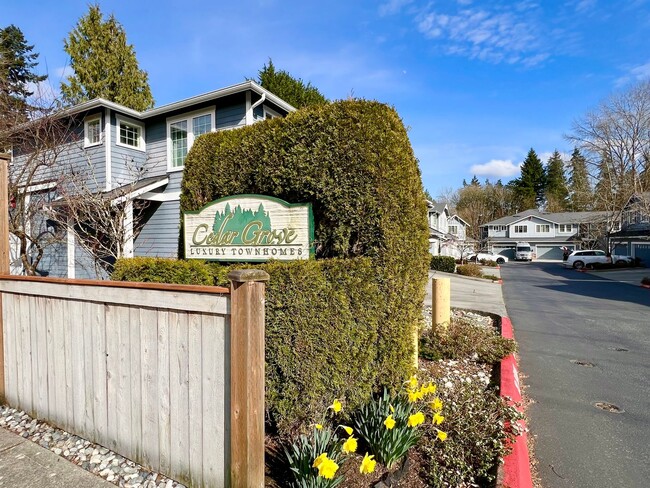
[500,261,650,488]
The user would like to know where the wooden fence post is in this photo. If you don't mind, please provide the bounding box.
[432,277,451,331]
[0,152,10,404]
[227,269,269,488]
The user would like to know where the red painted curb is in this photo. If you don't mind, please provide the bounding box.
[641,284,650,289]
[500,317,533,488]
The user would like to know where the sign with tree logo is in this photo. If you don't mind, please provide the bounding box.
[183,195,313,261]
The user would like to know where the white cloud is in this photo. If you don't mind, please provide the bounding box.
[379,0,414,16]
[615,61,650,87]
[470,159,522,178]
[413,2,551,67]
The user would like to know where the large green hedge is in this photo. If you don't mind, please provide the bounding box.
[117,100,430,435]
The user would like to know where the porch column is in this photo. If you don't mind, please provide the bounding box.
[67,217,75,279]
[123,200,134,258]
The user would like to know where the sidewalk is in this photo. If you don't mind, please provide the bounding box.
[0,427,112,488]
[425,270,507,316]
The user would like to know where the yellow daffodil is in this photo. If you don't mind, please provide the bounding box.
[407,411,425,427]
[330,399,342,413]
[318,458,339,479]
[313,453,328,468]
[342,436,358,454]
[437,430,448,441]
[315,424,323,430]
[423,382,436,394]
[340,425,353,436]
[384,414,396,430]
[359,453,377,474]
[313,453,339,479]
[431,397,443,411]
[433,413,445,425]
[407,375,418,389]
[408,389,423,403]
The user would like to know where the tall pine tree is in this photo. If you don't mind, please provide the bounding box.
[567,148,592,211]
[255,59,327,109]
[0,24,47,129]
[61,4,153,111]
[511,148,546,209]
[545,150,569,211]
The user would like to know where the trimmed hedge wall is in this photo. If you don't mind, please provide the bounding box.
[430,255,456,273]
[116,100,430,435]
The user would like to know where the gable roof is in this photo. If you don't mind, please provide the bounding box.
[62,80,296,120]
[428,202,449,215]
[481,209,613,227]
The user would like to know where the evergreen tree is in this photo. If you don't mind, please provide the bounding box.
[255,59,327,109]
[567,148,593,211]
[0,24,47,128]
[470,175,480,186]
[511,148,547,209]
[61,4,153,111]
[545,150,569,211]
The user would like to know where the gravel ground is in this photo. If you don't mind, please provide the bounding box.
[0,405,186,488]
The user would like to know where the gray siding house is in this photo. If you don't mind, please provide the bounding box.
[427,202,471,258]
[9,81,294,278]
[480,209,618,260]
[609,193,650,263]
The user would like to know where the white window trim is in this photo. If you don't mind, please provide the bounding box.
[116,114,146,152]
[166,107,215,172]
[84,115,103,148]
[264,106,281,119]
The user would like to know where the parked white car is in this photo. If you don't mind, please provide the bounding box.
[468,251,509,264]
[563,250,633,269]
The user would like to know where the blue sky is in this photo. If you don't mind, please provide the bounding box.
[5,0,650,197]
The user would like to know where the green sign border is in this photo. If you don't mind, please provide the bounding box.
[183,194,315,262]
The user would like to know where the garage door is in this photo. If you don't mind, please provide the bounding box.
[492,246,515,259]
[632,243,650,266]
[536,245,566,260]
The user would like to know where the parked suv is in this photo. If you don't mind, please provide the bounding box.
[468,251,509,264]
[563,250,633,269]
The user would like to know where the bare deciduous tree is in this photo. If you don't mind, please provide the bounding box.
[567,80,650,225]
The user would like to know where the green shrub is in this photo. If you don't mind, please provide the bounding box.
[178,100,430,431]
[456,264,483,278]
[479,259,498,267]
[430,255,456,273]
[419,316,516,364]
[111,257,214,285]
[419,368,522,487]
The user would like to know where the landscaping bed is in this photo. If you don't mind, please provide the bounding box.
[265,309,522,487]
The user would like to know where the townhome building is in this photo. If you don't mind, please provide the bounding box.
[427,201,471,258]
[609,192,650,263]
[8,81,294,278]
[480,209,618,260]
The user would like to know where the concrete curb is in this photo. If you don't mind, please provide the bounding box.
[500,316,533,488]
[430,270,503,284]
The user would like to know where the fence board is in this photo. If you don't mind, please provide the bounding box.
[116,305,133,459]
[46,298,56,421]
[157,311,171,475]
[169,311,190,482]
[52,299,67,428]
[91,302,108,443]
[105,304,119,451]
[188,313,203,487]
[3,290,17,406]
[130,307,143,462]
[140,307,159,469]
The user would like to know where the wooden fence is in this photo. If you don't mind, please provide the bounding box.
[0,274,267,488]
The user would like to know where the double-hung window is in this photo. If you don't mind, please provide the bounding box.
[536,224,550,233]
[84,116,102,147]
[167,110,214,170]
[116,115,145,151]
[514,225,527,233]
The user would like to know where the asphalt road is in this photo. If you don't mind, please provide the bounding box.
[500,262,650,488]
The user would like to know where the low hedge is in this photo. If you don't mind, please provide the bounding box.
[456,264,483,278]
[112,256,382,435]
[112,257,214,285]
[430,255,456,273]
